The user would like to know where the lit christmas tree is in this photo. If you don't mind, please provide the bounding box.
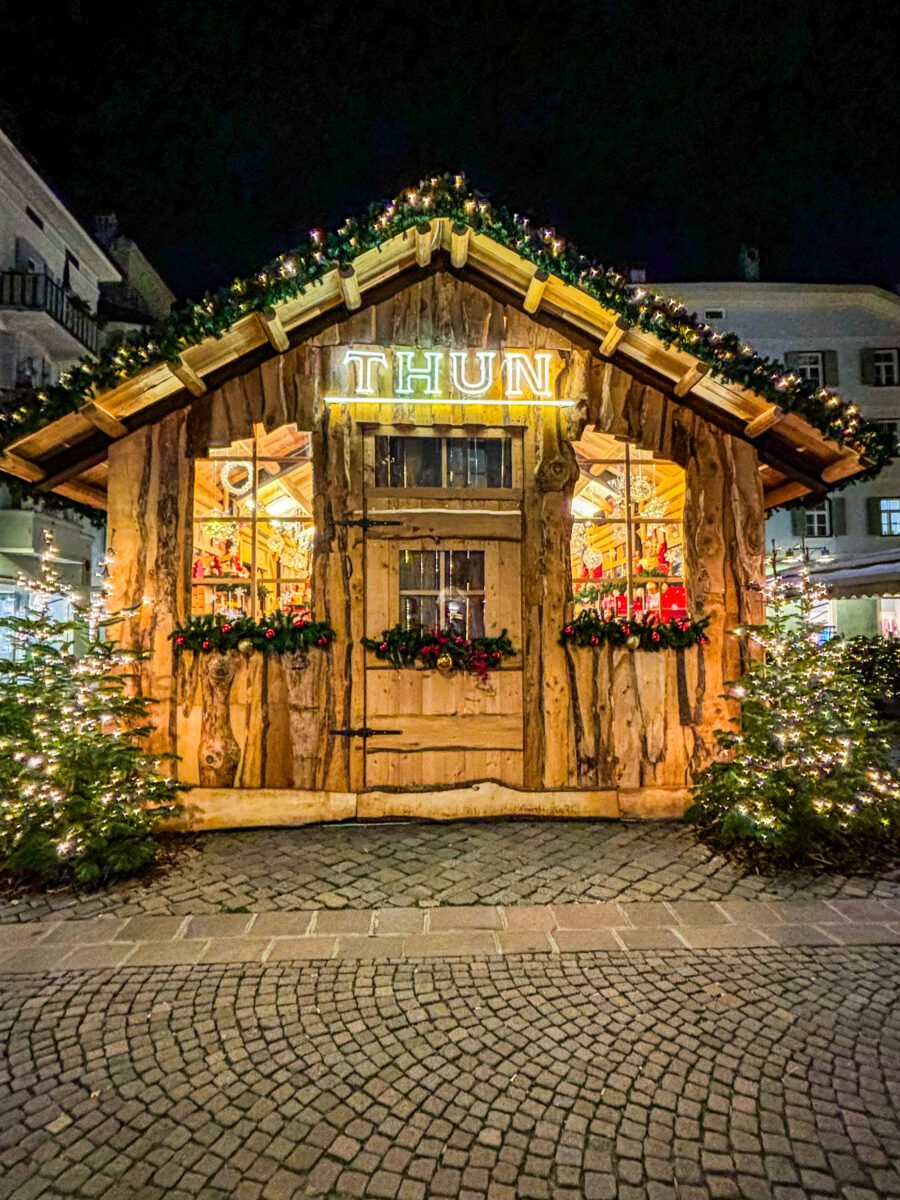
[0,536,183,887]
[686,554,900,868]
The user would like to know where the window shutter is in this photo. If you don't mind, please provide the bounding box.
[867,497,884,535]
[860,348,877,386]
[822,351,839,386]
[790,509,806,536]
[0,331,16,388]
[830,498,846,536]
[784,352,800,369]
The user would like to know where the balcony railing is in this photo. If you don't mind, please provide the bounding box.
[0,270,99,355]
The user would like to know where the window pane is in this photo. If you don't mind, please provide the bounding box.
[445,438,511,488]
[401,594,440,628]
[447,550,484,591]
[375,436,442,487]
[399,550,440,591]
[632,522,684,579]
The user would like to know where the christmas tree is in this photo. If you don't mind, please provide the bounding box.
[0,537,183,887]
[686,556,900,869]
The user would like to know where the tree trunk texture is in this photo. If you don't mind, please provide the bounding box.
[198,651,241,787]
[107,271,765,806]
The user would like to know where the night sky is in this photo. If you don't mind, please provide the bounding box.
[2,0,897,301]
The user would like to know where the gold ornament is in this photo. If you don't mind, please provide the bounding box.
[436,651,454,673]
[237,637,255,656]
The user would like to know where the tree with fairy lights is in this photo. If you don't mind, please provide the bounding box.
[0,537,183,887]
[686,551,900,868]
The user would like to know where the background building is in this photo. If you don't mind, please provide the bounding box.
[667,282,900,637]
[0,123,172,655]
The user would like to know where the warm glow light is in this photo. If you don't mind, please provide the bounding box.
[324,395,576,408]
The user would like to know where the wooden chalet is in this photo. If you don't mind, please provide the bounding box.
[0,195,871,827]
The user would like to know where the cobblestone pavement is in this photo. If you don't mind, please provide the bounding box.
[2,820,899,923]
[1,947,898,1200]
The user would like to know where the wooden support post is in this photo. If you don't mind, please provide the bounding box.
[168,355,207,396]
[0,450,46,483]
[254,308,290,352]
[450,222,470,268]
[79,400,128,439]
[598,318,628,358]
[673,361,710,397]
[338,265,362,310]
[415,223,433,267]
[523,268,549,314]
[745,405,784,438]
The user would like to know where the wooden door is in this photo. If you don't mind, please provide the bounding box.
[361,427,524,789]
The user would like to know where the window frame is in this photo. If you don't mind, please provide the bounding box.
[879,498,900,537]
[570,438,687,621]
[804,500,831,539]
[366,427,522,499]
[793,351,824,386]
[191,429,314,619]
[873,348,900,387]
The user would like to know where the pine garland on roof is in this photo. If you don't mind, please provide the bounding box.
[0,173,892,481]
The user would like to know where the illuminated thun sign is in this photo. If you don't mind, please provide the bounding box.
[326,346,570,406]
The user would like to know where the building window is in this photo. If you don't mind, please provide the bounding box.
[569,428,688,620]
[704,309,725,321]
[191,425,313,618]
[873,349,899,387]
[878,597,900,638]
[792,352,823,386]
[374,434,513,490]
[804,501,831,539]
[879,499,900,537]
[24,206,44,231]
[398,549,485,637]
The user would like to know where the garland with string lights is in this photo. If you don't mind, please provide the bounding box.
[0,174,891,482]
[685,563,900,870]
[363,622,515,678]
[561,611,710,651]
[171,611,334,655]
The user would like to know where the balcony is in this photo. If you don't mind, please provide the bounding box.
[0,270,99,356]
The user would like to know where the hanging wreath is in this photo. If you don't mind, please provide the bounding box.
[220,460,254,498]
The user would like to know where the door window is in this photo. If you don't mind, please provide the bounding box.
[374,435,513,489]
[398,549,485,636]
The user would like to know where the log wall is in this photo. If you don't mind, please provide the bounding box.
[106,272,765,818]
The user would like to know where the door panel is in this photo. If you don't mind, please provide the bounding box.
[361,425,525,790]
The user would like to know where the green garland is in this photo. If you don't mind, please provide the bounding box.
[0,173,891,485]
[362,622,515,678]
[561,611,710,651]
[171,611,334,654]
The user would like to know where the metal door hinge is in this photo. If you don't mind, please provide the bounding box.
[329,726,403,738]
[335,516,403,531]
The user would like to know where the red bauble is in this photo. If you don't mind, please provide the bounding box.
[265,628,276,640]
[222,623,232,633]
[317,636,328,646]
[379,642,388,651]
[292,615,307,627]
[590,635,599,645]
[201,640,210,650]
[175,635,185,646]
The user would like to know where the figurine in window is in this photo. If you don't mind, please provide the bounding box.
[191,548,205,578]
[657,538,671,575]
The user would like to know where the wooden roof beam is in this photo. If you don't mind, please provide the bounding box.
[673,361,710,397]
[598,318,628,358]
[0,450,46,483]
[522,268,549,314]
[338,265,362,311]
[450,223,470,268]
[255,308,290,352]
[822,453,862,484]
[764,480,814,509]
[415,223,433,267]
[745,405,784,438]
[167,355,207,396]
[79,401,128,439]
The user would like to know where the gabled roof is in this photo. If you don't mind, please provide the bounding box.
[0,174,890,511]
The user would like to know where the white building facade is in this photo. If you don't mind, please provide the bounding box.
[668,282,900,637]
[0,125,122,652]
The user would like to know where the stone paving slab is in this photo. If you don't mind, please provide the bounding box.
[3,818,898,924]
[1,948,898,1200]
[2,897,899,973]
